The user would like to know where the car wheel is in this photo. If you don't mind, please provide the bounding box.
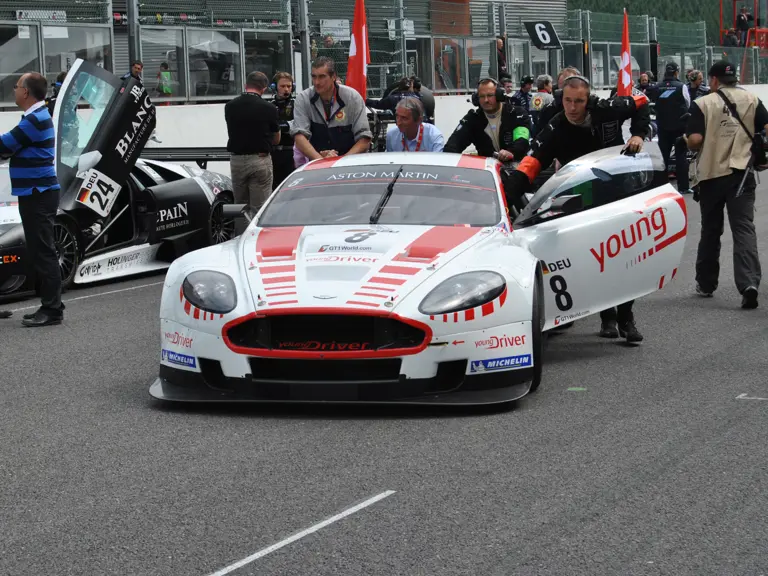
[0,275,27,295]
[208,194,236,245]
[529,266,545,392]
[54,218,80,291]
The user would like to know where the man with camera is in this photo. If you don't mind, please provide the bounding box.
[685,60,768,309]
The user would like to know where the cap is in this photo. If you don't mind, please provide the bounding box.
[665,62,680,75]
[521,75,534,85]
[708,60,737,79]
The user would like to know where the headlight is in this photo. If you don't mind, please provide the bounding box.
[182,270,237,314]
[418,271,506,315]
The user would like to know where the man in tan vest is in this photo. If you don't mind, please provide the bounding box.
[685,60,767,309]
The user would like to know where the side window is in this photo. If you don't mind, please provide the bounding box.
[58,72,117,169]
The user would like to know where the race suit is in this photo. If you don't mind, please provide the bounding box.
[443,101,531,160]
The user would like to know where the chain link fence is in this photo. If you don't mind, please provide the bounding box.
[0,0,110,23]
[137,0,290,29]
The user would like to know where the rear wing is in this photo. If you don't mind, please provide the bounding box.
[140,147,230,169]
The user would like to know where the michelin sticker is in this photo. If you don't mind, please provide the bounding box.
[161,349,197,369]
[469,354,532,373]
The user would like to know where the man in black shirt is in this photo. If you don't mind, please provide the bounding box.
[225,71,280,210]
[506,75,651,342]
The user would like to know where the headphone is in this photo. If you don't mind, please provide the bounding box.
[270,72,296,95]
[561,74,591,88]
[472,77,505,107]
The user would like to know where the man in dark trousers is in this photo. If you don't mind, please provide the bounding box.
[0,73,63,326]
[685,60,767,309]
[271,71,296,190]
[225,71,280,210]
[444,78,530,161]
[648,62,692,194]
[504,75,651,342]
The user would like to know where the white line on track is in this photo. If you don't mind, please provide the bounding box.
[206,490,396,576]
[4,281,164,312]
[736,393,768,401]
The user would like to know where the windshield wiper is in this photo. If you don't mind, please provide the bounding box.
[369,165,403,224]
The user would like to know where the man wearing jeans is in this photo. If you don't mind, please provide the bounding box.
[0,72,63,326]
[224,72,280,211]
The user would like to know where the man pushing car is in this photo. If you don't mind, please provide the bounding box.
[504,74,652,343]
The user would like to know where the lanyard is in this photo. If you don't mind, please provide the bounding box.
[402,124,424,152]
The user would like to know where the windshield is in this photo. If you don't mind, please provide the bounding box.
[58,70,117,169]
[515,143,668,225]
[258,165,501,227]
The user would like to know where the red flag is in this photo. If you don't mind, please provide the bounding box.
[346,0,370,99]
[617,8,632,96]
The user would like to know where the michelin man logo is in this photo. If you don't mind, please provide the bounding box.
[470,361,486,373]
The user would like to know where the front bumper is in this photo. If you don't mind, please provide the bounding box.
[149,362,533,405]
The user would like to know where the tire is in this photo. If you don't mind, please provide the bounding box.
[54,218,79,291]
[529,266,545,392]
[208,193,236,245]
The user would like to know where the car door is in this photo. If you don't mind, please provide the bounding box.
[54,59,157,222]
[512,144,687,331]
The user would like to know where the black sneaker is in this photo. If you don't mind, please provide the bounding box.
[695,283,713,297]
[619,320,644,343]
[741,286,758,309]
[0,310,11,319]
[599,320,619,338]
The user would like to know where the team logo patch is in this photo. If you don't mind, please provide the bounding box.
[335,110,345,120]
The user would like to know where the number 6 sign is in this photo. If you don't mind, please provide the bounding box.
[523,21,562,50]
[76,168,122,218]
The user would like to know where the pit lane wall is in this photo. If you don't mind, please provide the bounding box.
[2,86,768,171]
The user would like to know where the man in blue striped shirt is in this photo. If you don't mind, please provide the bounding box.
[0,72,64,326]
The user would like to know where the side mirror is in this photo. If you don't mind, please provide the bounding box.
[77,150,102,173]
[549,194,582,215]
[222,203,254,223]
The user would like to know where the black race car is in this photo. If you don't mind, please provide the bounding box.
[0,59,236,296]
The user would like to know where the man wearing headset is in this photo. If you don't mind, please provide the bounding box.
[270,71,296,190]
[443,78,530,162]
[505,75,652,343]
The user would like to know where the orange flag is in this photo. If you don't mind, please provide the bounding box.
[617,8,633,96]
[346,0,370,99]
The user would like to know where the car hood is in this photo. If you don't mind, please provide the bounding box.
[240,224,492,310]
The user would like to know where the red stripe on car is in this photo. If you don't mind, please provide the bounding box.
[481,302,494,316]
[259,264,295,274]
[255,227,304,262]
[302,157,342,170]
[354,292,388,299]
[379,265,420,276]
[346,300,380,307]
[457,155,487,169]
[392,226,481,263]
[263,275,296,285]
[368,276,406,286]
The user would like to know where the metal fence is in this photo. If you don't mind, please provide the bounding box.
[4,1,768,108]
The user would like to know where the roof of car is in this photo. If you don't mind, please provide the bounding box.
[297,152,497,172]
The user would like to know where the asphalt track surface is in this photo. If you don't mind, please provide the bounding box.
[2,185,768,576]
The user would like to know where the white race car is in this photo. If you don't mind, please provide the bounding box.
[150,145,688,405]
